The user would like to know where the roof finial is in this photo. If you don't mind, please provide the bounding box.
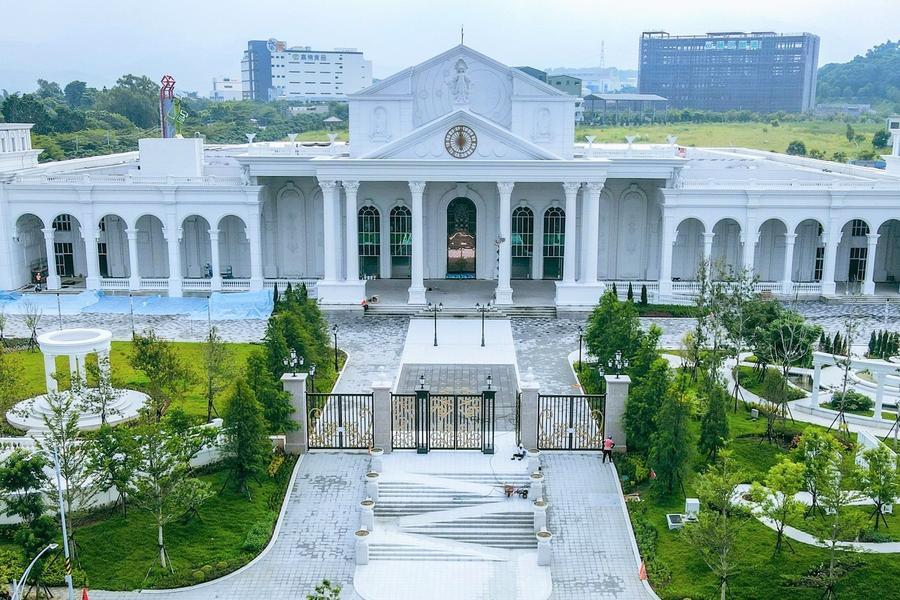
[461,25,464,45]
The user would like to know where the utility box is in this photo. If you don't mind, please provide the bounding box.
[138,138,204,177]
[685,497,700,521]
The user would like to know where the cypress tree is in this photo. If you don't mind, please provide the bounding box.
[223,378,271,497]
[832,332,841,355]
[272,282,280,311]
[650,385,694,496]
[285,281,294,303]
[627,282,634,302]
[640,284,648,305]
[869,331,877,357]
[819,331,827,352]
[612,282,618,297]
[699,383,730,461]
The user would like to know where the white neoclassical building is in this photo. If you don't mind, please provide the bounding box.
[1,46,899,308]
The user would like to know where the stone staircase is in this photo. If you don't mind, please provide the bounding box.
[369,471,537,559]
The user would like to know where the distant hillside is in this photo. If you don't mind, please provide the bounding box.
[817,41,900,106]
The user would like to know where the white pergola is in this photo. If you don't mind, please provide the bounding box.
[811,350,900,419]
[37,328,112,392]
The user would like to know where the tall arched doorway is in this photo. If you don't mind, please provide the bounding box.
[447,197,476,278]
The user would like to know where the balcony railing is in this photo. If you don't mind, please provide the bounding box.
[182,279,212,291]
[99,277,130,290]
[221,279,252,291]
[140,278,169,291]
[246,142,348,157]
[679,178,900,191]
[600,281,659,299]
[579,144,680,159]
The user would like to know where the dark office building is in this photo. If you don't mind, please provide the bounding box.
[241,40,276,101]
[638,31,820,113]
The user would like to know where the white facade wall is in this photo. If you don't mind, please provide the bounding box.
[271,48,372,100]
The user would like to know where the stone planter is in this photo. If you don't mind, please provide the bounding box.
[360,498,376,532]
[533,498,549,532]
[536,528,553,566]
[355,528,370,565]
[365,471,380,502]
[526,448,541,473]
[369,447,384,473]
[529,471,544,500]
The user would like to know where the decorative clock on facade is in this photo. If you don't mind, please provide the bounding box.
[444,125,477,158]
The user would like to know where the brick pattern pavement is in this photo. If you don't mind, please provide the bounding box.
[90,453,368,600]
[542,453,652,600]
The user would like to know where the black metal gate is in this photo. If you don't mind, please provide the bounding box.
[307,393,374,449]
[391,391,495,453]
[537,394,605,450]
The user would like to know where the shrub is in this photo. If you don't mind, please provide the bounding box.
[786,140,807,155]
[827,390,873,412]
[242,512,277,552]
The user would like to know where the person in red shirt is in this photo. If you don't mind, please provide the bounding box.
[602,435,615,463]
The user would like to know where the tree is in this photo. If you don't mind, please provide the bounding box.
[715,264,758,409]
[246,350,296,434]
[95,74,159,128]
[1,93,53,133]
[0,345,23,413]
[128,411,214,570]
[786,140,807,156]
[129,331,195,420]
[845,124,856,143]
[35,377,96,563]
[626,282,634,301]
[585,290,643,369]
[307,579,342,600]
[0,449,56,598]
[625,358,671,452]
[22,301,42,351]
[222,379,271,497]
[699,382,730,461]
[640,284,648,305]
[858,444,898,529]
[751,458,805,554]
[873,129,891,148]
[83,353,123,425]
[63,81,90,109]
[649,384,693,496]
[87,423,137,515]
[802,448,866,600]
[681,451,747,600]
[201,325,233,422]
[35,79,63,100]
[793,430,842,516]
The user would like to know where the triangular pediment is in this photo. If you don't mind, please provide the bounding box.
[360,109,561,160]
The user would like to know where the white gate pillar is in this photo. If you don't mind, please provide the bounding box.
[281,372,308,454]
[603,374,631,452]
[371,379,393,453]
[519,368,540,450]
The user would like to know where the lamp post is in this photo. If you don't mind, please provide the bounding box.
[577,325,584,369]
[486,373,493,390]
[51,447,74,600]
[607,350,629,379]
[475,301,491,347]
[427,302,443,346]
[283,348,303,376]
[308,363,316,393]
[418,373,426,390]
[129,292,135,339]
[332,324,339,371]
[12,543,59,600]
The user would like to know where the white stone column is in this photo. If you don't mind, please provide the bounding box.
[82,225,101,290]
[519,368,540,450]
[44,353,58,392]
[810,362,821,408]
[408,181,427,304]
[582,182,604,283]
[41,227,61,290]
[320,180,340,282]
[863,233,880,295]
[344,181,360,281]
[247,205,264,290]
[658,216,676,296]
[371,379,393,453]
[821,230,839,296]
[874,371,887,421]
[208,229,222,291]
[741,233,756,275]
[496,181,514,304]
[164,214,182,297]
[782,233,797,295]
[281,373,308,454]
[702,232,715,263]
[126,228,140,291]
[562,182,580,283]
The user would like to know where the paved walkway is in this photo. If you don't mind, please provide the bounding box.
[91,453,367,600]
[542,454,654,599]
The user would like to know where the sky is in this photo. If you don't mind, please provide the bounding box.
[1,0,898,95]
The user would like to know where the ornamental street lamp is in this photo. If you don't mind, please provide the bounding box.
[486,373,493,390]
[427,302,443,346]
[475,301,492,347]
[418,373,426,390]
[577,325,584,369]
[283,348,303,376]
[12,543,59,600]
[607,350,629,379]
[308,363,316,393]
[332,324,339,371]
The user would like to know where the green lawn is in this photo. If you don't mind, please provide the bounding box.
[735,365,807,402]
[577,120,883,157]
[3,340,262,429]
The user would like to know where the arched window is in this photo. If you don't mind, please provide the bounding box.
[358,206,380,278]
[511,206,534,279]
[389,205,411,278]
[542,207,565,280]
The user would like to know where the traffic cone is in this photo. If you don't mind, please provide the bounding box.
[82,587,90,600]
[639,561,648,580]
